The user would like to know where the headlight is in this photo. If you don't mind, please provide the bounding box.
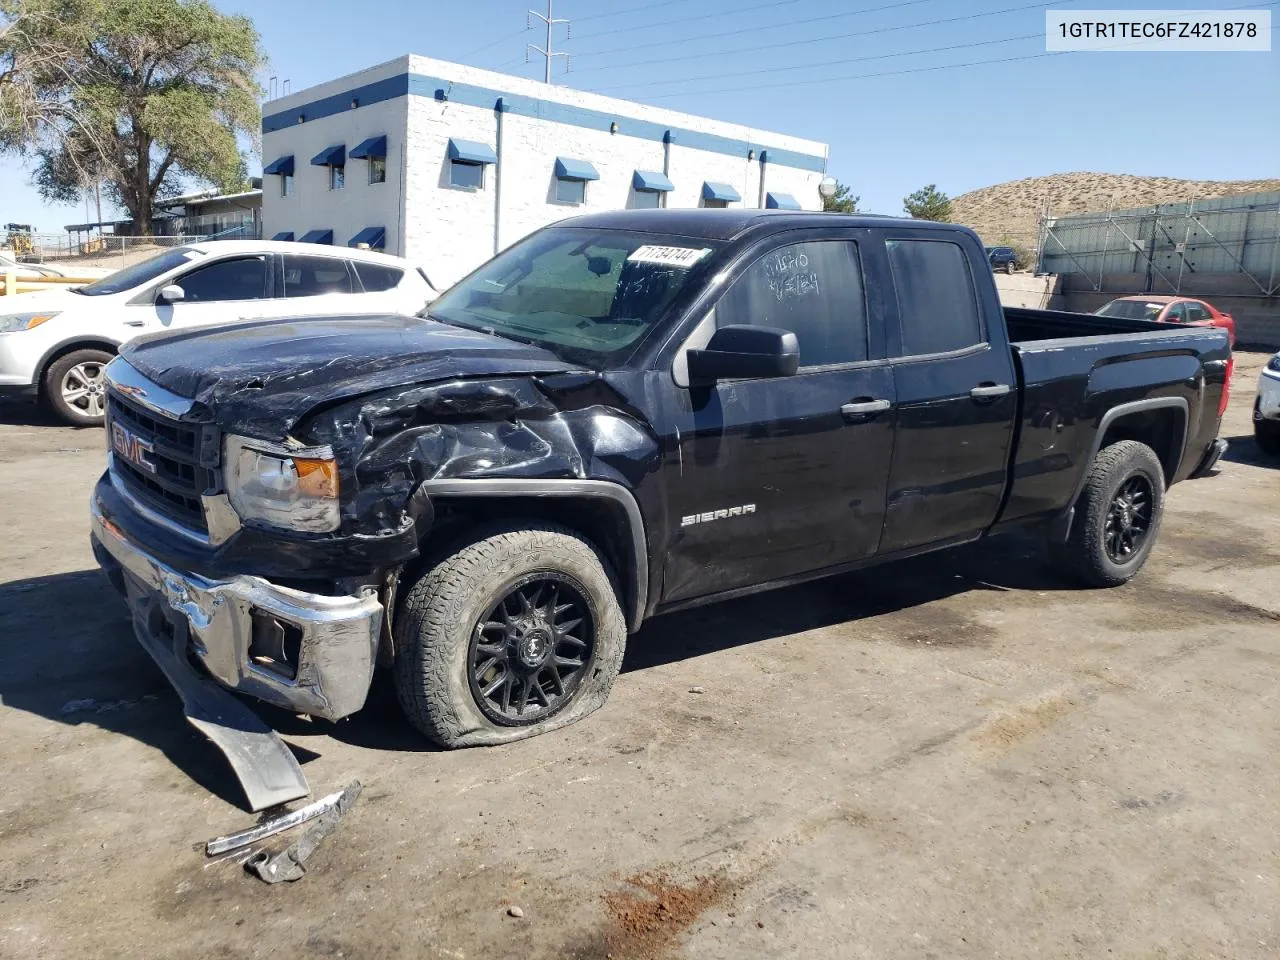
[0,311,59,333]
[224,435,340,533]
[1267,355,1280,373]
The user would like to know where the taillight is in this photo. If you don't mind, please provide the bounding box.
[1218,356,1234,417]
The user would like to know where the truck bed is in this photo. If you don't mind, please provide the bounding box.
[1004,306,1164,343]
[996,306,1231,534]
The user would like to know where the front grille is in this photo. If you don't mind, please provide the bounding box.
[107,388,217,535]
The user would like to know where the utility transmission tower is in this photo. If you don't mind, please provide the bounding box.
[527,0,570,84]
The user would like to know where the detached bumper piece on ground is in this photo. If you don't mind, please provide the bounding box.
[244,782,363,884]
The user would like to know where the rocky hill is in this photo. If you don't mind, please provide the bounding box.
[951,172,1280,250]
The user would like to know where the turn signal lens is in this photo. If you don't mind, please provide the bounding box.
[26,315,54,330]
[294,457,339,499]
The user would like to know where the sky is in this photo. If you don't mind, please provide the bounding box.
[2,0,1276,231]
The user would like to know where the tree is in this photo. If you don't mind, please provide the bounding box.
[903,184,952,222]
[822,179,860,213]
[1,0,265,232]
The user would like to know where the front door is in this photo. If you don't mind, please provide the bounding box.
[878,234,1018,554]
[147,254,272,331]
[662,234,896,604]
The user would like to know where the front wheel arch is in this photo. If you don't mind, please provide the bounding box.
[36,339,121,399]
[414,480,650,631]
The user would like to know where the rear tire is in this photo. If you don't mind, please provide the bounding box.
[43,349,113,426]
[1005,260,1015,274]
[392,522,627,748]
[1048,440,1166,587]
[1254,402,1280,456]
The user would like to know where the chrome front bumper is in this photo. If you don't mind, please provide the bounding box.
[91,487,384,723]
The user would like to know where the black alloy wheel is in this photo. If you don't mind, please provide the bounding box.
[467,573,595,725]
[1103,475,1153,563]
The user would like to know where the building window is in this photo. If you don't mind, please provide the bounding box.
[450,160,485,189]
[369,157,386,185]
[281,173,293,197]
[631,189,661,209]
[703,198,728,209]
[556,178,587,204]
[330,165,345,190]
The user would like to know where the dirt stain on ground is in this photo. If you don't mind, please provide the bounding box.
[588,871,737,959]
[972,693,1076,752]
[1106,580,1280,632]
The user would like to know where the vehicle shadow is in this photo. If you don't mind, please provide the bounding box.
[624,531,1071,672]
[0,533,1073,806]
[0,398,54,426]
[0,569,253,809]
[1221,433,1277,468]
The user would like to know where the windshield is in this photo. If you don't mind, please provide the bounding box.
[75,247,206,296]
[426,227,724,366]
[1096,299,1164,321]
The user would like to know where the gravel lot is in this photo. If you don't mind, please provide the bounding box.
[1,352,1277,960]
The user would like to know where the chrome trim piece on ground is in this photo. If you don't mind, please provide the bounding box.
[206,789,346,855]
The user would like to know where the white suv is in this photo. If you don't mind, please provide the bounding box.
[0,240,435,425]
[1255,351,1280,455]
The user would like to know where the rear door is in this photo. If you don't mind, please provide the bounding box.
[877,231,1018,554]
[661,229,897,603]
[276,253,363,316]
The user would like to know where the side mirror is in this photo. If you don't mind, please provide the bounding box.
[157,284,185,303]
[687,324,799,385]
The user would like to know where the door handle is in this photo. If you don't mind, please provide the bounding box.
[841,398,892,418]
[123,320,146,327]
[970,383,1011,399]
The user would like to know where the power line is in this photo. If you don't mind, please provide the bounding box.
[591,32,1041,92]
[624,20,1280,103]
[457,26,530,62]
[571,0,951,61]
[571,0,804,41]
[570,0,1077,72]
[573,0,694,24]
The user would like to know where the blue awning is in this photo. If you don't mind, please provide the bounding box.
[310,144,345,167]
[349,226,386,249]
[263,155,294,176]
[349,135,387,159]
[271,231,295,242]
[702,181,741,203]
[633,170,674,192]
[555,157,600,181]
[447,138,497,164]
[766,191,801,210]
[299,229,333,245]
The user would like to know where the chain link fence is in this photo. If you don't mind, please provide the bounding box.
[8,233,229,272]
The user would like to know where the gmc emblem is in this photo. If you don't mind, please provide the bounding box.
[111,421,156,474]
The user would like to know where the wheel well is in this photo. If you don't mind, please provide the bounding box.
[1099,407,1185,485]
[414,495,642,627]
[38,340,119,395]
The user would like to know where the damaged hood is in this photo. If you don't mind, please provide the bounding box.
[119,314,581,436]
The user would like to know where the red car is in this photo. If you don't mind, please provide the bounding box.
[1095,296,1235,347]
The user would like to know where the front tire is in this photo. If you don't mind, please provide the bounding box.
[43,349,113,426]
[1005,260,1015,274]
[1048,440,1166,587]
[1254,401,1280,455]
[393,522,627,748]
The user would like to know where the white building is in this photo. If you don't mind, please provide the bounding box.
[261,55,829,288]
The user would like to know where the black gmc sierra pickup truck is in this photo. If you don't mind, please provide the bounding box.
[90,211,1231,809]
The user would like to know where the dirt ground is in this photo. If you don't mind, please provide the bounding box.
[1,353,1277,960]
